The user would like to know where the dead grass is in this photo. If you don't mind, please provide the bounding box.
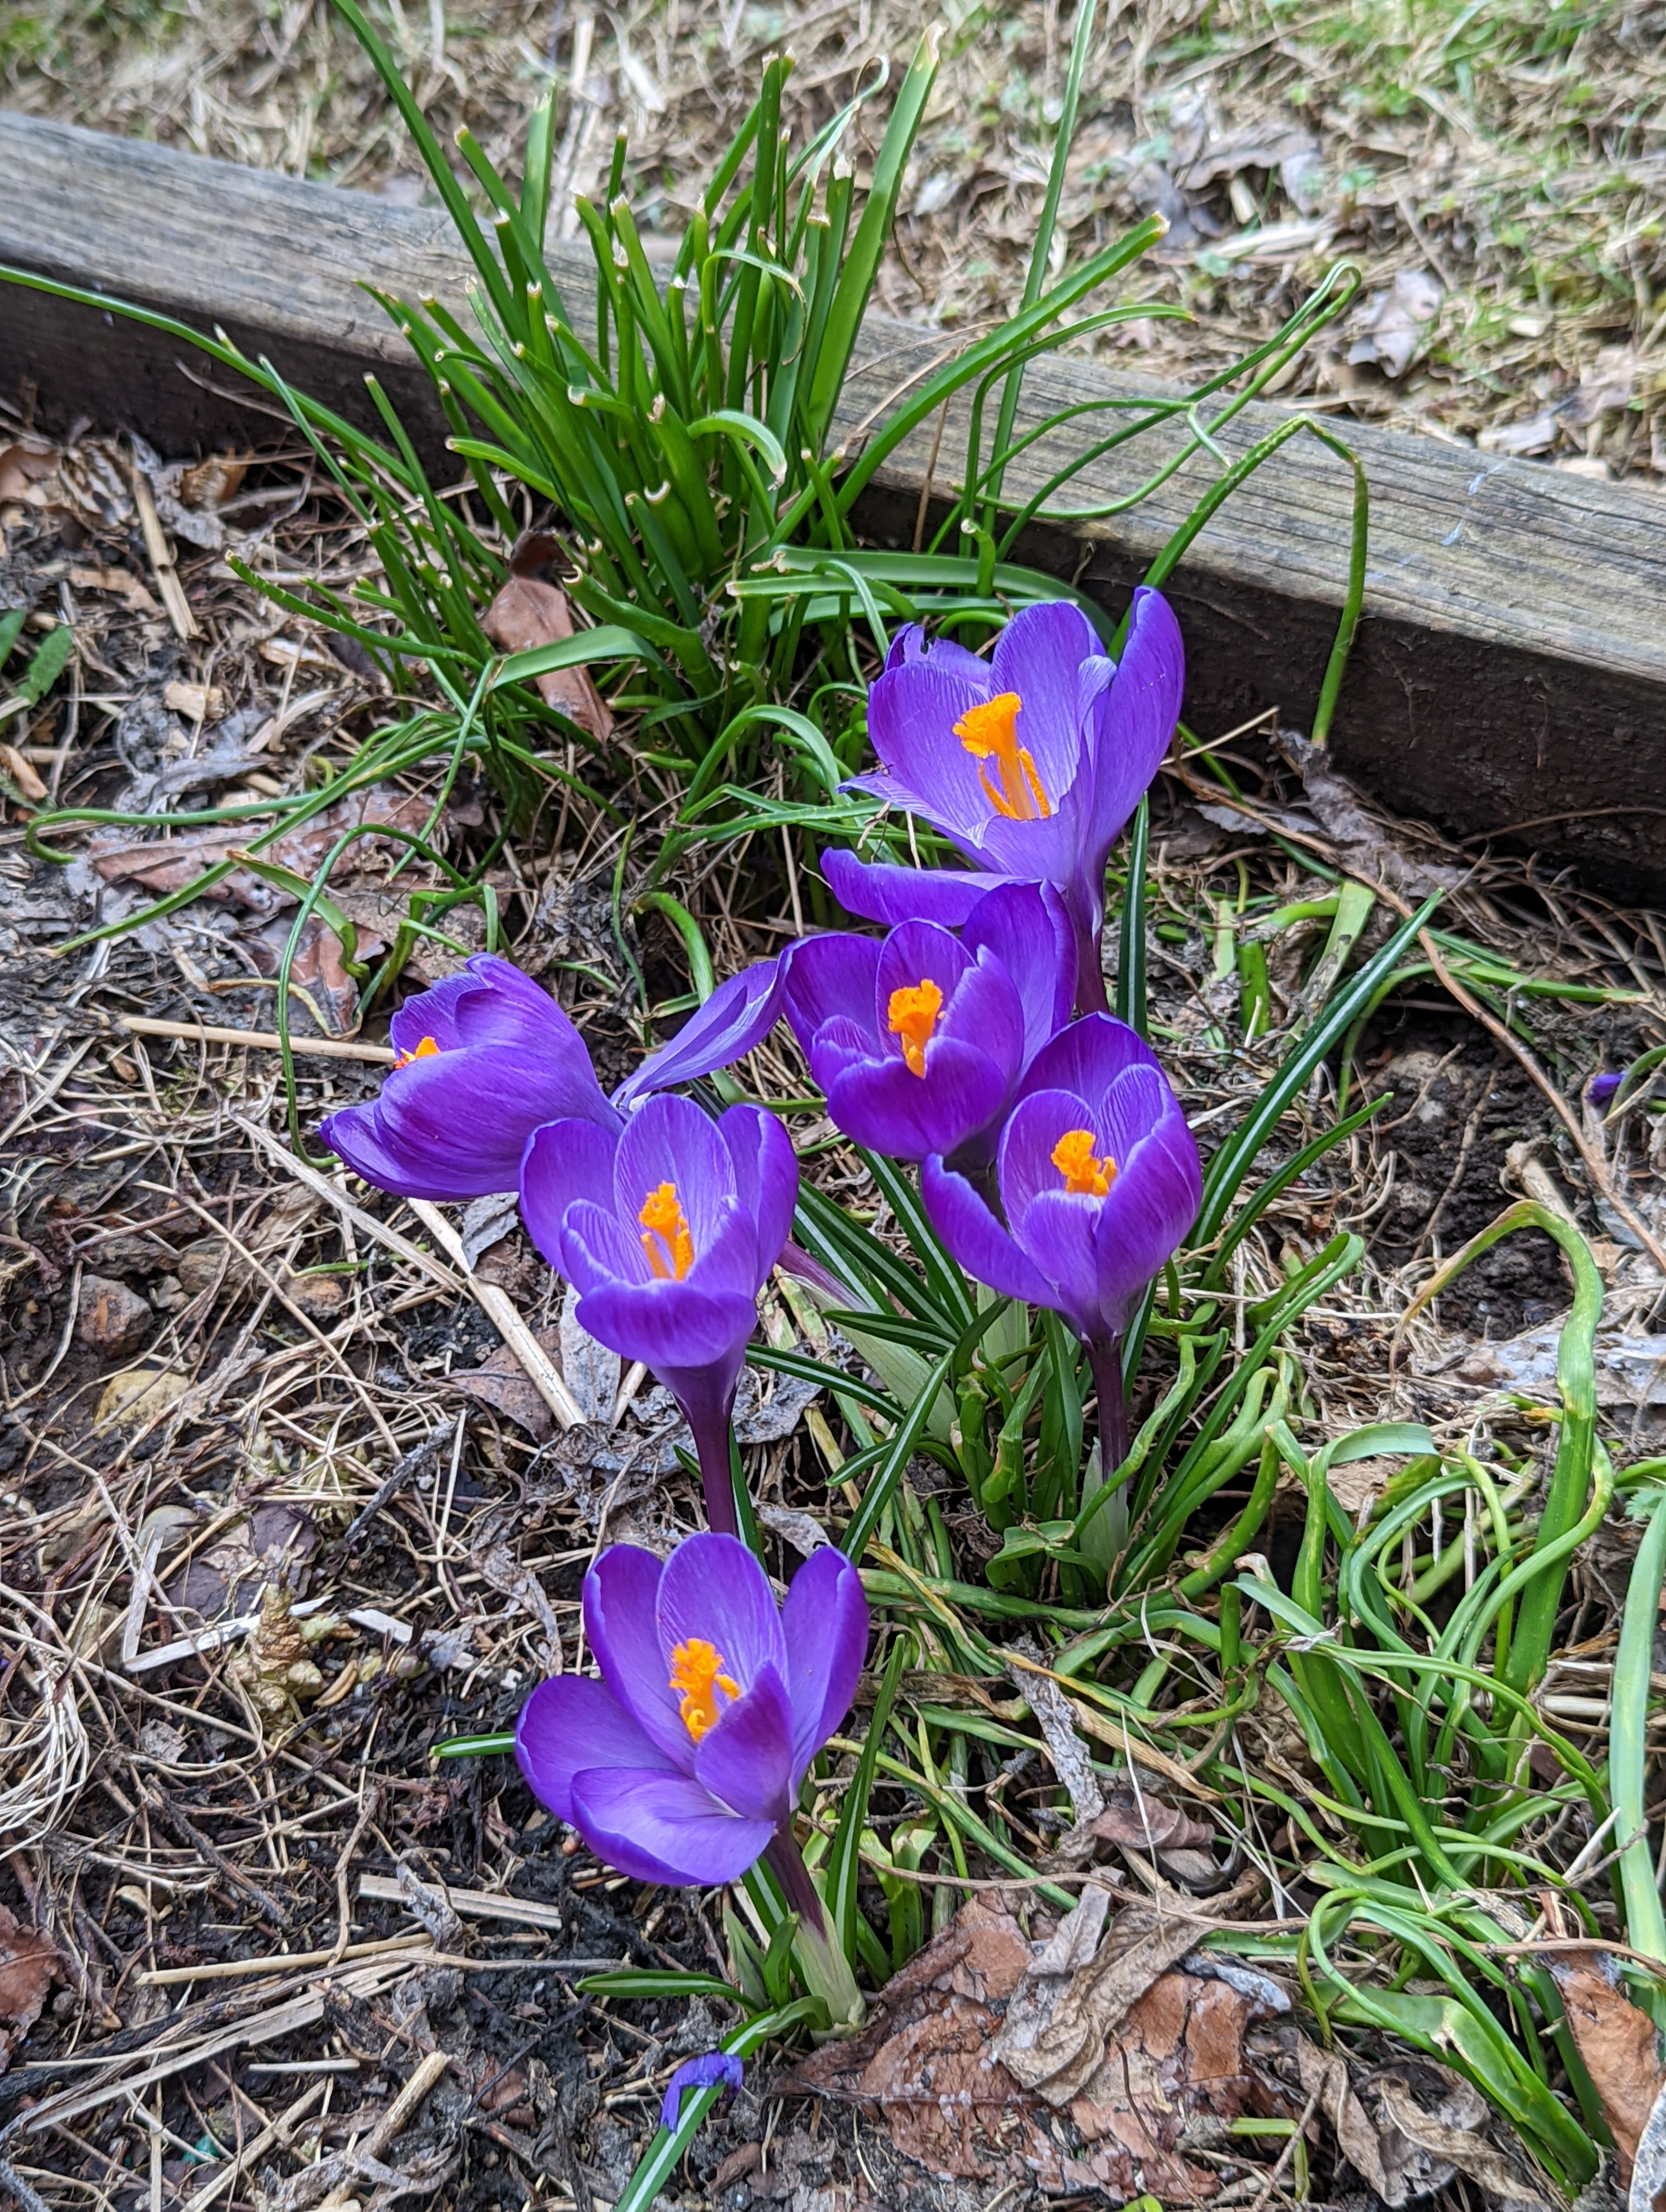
[4,0,1666,479]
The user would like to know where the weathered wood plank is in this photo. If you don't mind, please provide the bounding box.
[3,110,1663,896]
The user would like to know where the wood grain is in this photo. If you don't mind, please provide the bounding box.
[4,109,1663,893]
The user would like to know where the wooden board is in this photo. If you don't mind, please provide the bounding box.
[3,109,1663,898]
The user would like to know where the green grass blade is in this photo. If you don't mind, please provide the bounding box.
[1115,796,1149,1034]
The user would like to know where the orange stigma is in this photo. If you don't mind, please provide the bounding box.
[669,1638,740,1742]
[887,979,944,1077]
[639,1182,696,1281]
[1053,1128,1118,1197]
[393,1034,441,1069]
[954,692,1052,821]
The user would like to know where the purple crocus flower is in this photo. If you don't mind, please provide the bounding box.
[662,2053,742,2131]
[1588,1071,1624,1108]
[517,1533,867,2024]
[321,954,619,1199]
[922,1015,1200,1470]
[520,1094,796,1535]
[826,590,1184,1014]
[614,883,1073,1168]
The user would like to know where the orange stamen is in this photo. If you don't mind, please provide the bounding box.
[393,1034,442,1069]
[1053,1128,1118,1197]
[669,1638,741,1742]
[887,979,944,1078]
[639,1181,696,1281]
[953,692,1052,821]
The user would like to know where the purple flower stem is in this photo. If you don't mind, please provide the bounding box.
[764,1831,864,2031]
[685,1399,741,1540]
[1075,930,1109,1018]
[1088,1336,1129,1485]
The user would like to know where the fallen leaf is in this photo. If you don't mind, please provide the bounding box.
[91,788,427,908]
[68,563,161,615]
[179,453,248,510]
[162,679,226,722]
[165,1503,317,1619]
[451,1327,566,1442]
[93,1367,187,1431]
[0,1902,57,2071]
[796,1890,1282,2197]
[0,443,58,503]
[1088,1785,1215,1856]
[1552,1955,1665,2182]
[0,743,46,801]
[1347,268,1443,380]
[1180,124,1319,187]
[560,1283,620,1426]
[483,538,615,742]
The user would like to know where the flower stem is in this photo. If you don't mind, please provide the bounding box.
[1075,928,1110,1017]
[1088,1335,1127,1481]
[686,1400,740,1539]
[764,1832,864,2033]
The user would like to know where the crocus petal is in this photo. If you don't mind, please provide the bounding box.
[819,847,1005,929]
[1099,1062,1186,1169]
[780,1546,867,1783]
[1091,1118,1202,1301]
[998,1086,1097,1225]
[779,933,881,1057]
[615,1092,736,1256]
[387,964,480,1057]
[569,1766,775,1887]
[987,599,1107,802]
[558,1198,657,1293]
[827,1037,1010,1162]
[883,622,989,684]
[693,1660,795,1822]
[962,882,1075,1071]
[584,1546,690,1769]
[873,920,976,1043]
[323,1041,619,1203]
[1588,1072,1624,1107]
[662,2054,743,2132]
[856,660,994,843]
[1009,1187,1114,1340]
[656,1532,788,1694]
[1081,586,1184,860]
[515,1674,678,1827]
[575,1278,758,1377]
[614,960,786,1109]
[520,1119,628,1272]
[1016,1011,1163,1107]
[716,1104,799,1292]
[920,1153,1056,1307]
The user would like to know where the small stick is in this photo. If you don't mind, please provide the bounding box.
[128,465,201,641]
[336,1417,460,1552]
[120,1015,395,1063]
[181,2081,329,2212]
[138,1933,432,1987]
[408,1198,582,1430]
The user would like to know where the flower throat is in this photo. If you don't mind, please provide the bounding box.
[639,1182,695,1279]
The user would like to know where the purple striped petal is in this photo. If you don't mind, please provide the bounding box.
[656,1533,787,1692]
[780,933,881,1055]
[819,847,1003,928]
[780,1546,867,1783]
[583,1546,690,1768]
[716,1104,799,1290]
[520,1118,625,1270]
[693,1660,794,1822]
[662,2054,743,2131]
[920,1153,1055,1307]
[569,1766,775,1886]
[614,960,786,1108]
[962,882,1075,1072]
[515,1674,678,1827]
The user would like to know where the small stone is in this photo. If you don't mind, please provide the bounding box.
[76,1274,153,1353]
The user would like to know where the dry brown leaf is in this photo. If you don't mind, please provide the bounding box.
[0,1902,57,2070]
[450,1328,566,1442]
[1088,1785,1215,1856]
[0,442,58,503]
[68,562,161,615]
[1552,1955,1665,2181]
[793,1891,1280,2197]
[0,742,47,800]
[91,788,428,909]
[483,540,614,742]
[179,453,248,510]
